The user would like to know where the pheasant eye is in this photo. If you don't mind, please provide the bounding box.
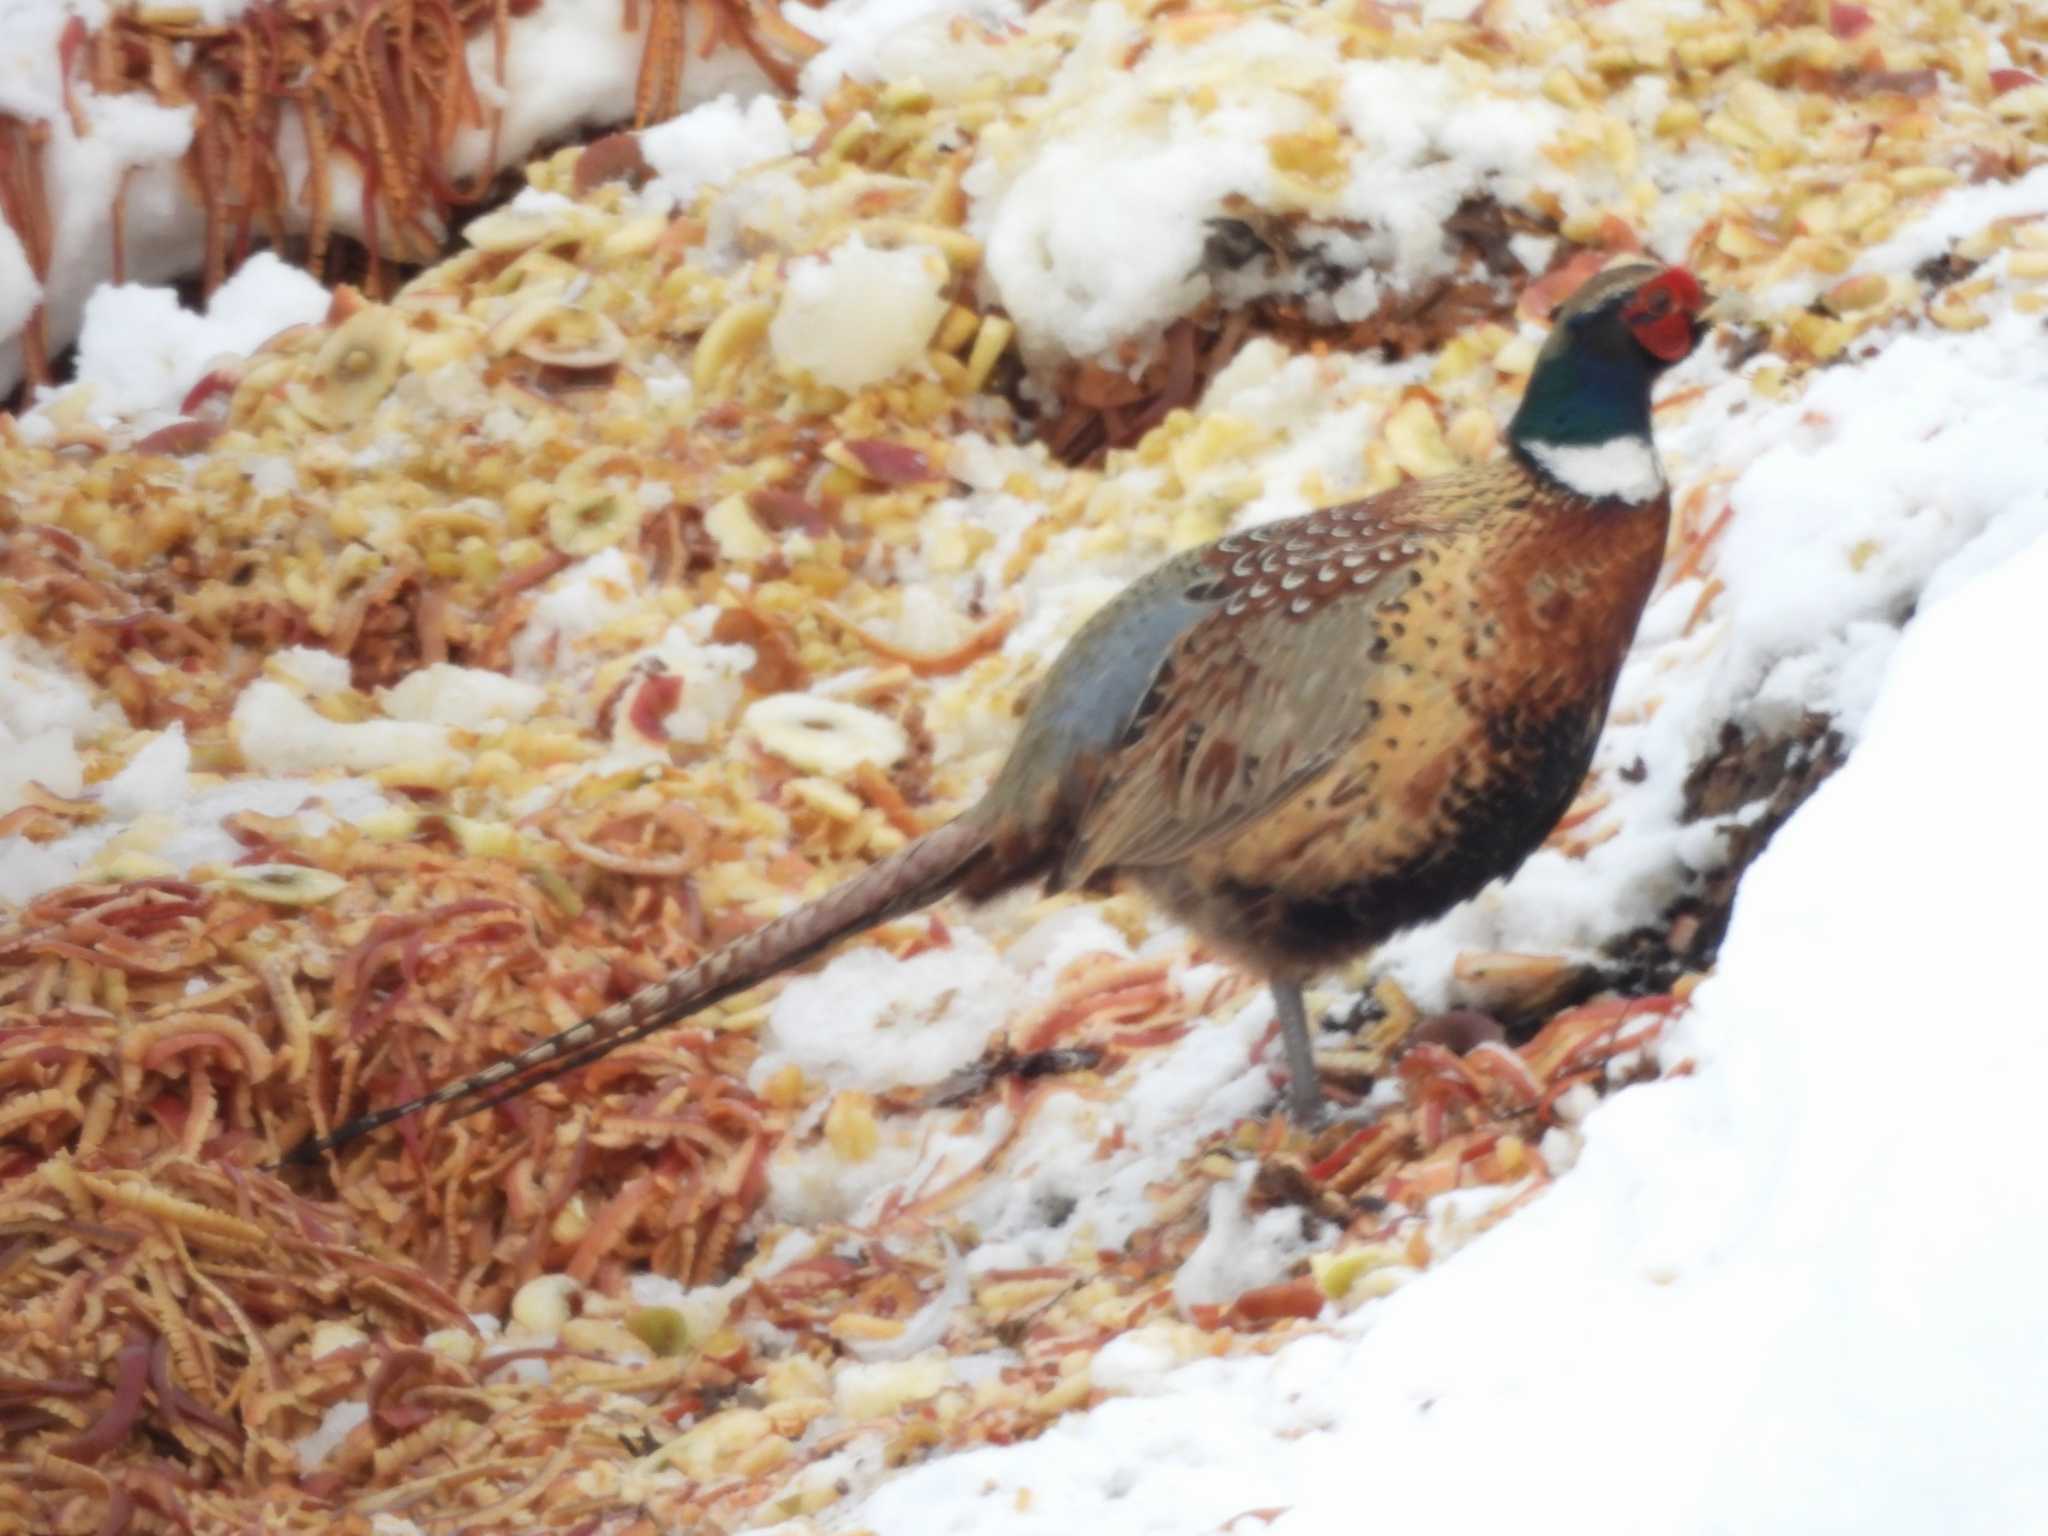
[1624,279,1698,362]
[1625,287,1670,325]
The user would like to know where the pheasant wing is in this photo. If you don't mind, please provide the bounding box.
[1062,505,1429,883]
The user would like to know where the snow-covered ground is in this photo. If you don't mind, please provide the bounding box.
[842,509,2048,1536]
[8,0,2048,1530]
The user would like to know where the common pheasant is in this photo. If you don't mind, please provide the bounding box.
[282,257,1706,1164]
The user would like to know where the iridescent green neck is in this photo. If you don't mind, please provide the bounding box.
[1508,335,1656,452]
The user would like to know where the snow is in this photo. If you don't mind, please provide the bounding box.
[965,15,1563,362]
[748,903,1295,1245]
[0,634,107,808]
[63,253,329,428]
[378,664,545,731]
[847,529,2048,1536]
[639,94,795,211]
[451,0,771,183]
[795,0,1024,93]
[753,929,1013,1095]
[769,237,951,391]
[639,612,756,745]
[1704,320,2048,737]
[1858,162,2048,281]
[841,1249,970,1363]
[0,774,391,906]
[1170,1165,1320,1311]
[754,900,1293,1260]
[232,681,452,775]
[268,647,355,697]
[511,548,639,679]
[95,725,190,819]
[1329,57,1564,302]
[0,730,83,806]
[945,988,1279,1267]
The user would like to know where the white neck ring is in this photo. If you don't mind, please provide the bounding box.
[1521,435,1665,504]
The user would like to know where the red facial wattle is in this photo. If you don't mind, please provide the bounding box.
[1622,266,1706,362]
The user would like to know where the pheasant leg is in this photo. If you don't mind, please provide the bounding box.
[1270,979,1324,1125]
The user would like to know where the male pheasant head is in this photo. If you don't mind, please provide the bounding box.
[1507,260,1707,504]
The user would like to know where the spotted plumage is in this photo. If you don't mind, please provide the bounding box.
[279,259,1707,1166]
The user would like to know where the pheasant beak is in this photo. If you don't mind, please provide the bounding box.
[1623,266,1709,363]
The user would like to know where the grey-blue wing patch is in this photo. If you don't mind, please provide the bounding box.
[978,557,1221,858]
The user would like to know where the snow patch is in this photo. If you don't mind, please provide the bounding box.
[232,681,451,774]
[512,549,640,680]
[796,0,1026,93]
[268,648,353,697]
[769,237,950,391]
[639,93,794,210]
[379,664,545,730]
[49,252,329,430]
[967,19,1561,362]
[97,726,191,818]
[1171,1164,1320,1312]
[0,774,389,907]
[0,637,114,812]
[636,610,757,744]
[752,928,1014,1095]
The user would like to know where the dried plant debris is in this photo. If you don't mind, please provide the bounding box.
[1624,713,1849,985]
[4,0,2048,1528]
[1022,197,1541,467]
[0,0,820,393]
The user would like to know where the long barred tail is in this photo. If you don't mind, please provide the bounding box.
[275,815,994,1167]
